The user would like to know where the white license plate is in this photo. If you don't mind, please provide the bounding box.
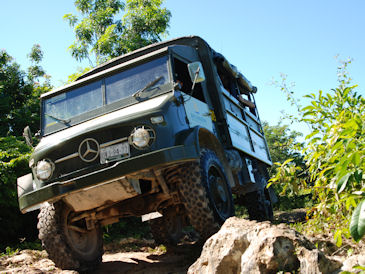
[100,142,130,164]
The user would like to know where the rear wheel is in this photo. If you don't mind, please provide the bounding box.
[37,201,103,270]
[244,188,273,221]
[177,149,234,240]
[149,207,184,245]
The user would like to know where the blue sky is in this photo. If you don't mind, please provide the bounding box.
[1,0,364,130]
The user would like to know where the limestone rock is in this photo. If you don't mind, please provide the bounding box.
[341,254,365,273]
[188,217,342,274]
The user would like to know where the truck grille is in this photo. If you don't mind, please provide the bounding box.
[46,126,136,182]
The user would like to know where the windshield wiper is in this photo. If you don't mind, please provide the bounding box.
[132,75,164,98]
[45,113,71,124]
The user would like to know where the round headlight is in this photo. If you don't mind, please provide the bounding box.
[36,159,53,180]
[130,126,155,149]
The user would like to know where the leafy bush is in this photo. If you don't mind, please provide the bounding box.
[276,60,364,243]
[263,122,304,173]
[263,122,310,211]
[300,61,364,242]
[103,217,151,243]
[0,137,39,251]
[269,159,313,211]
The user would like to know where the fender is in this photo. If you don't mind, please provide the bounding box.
[17,173,34,199]
[175,126,235,188]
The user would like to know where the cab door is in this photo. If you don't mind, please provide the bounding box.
[173,57,214,133]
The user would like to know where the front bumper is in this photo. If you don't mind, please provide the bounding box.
[19,145,198,213]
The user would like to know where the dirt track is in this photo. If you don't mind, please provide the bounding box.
[0,239,201,274]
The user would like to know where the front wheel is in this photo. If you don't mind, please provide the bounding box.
[177,149,234,240]
[37,201,103,270]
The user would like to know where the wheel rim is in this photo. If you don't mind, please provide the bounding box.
[208,164,231,219]
[63,209,100,259]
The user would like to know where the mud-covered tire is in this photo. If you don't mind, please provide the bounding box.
[244,188,273,221]
[149,207,184,245]
[177,149,234,240]
[37,201,103,270]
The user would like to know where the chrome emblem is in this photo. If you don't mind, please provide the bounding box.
[78,138,100,162]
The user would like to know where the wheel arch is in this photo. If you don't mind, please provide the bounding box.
[198,128,235,188]
[175,126,235,188]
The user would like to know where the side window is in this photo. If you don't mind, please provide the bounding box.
[240,92,257,116]
[174,58,205,103]
[217,69,257,116]
[218,73,239,99]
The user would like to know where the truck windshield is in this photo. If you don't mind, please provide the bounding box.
[42,56,170,135]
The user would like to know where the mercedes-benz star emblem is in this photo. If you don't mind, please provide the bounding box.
[78,138,100,162]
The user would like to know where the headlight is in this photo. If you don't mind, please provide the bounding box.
[130,126,155,149]
[36,159,53,180]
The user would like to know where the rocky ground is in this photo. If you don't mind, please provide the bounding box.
[0,238,202,274]
[1,210,364,274]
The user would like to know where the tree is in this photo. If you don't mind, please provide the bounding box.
[263,122,309,209]
[0,46,52,250]
[120,0,171,53]
[27,44,46,83]
[64,0,171,66]
[263,121,303,169]
[0,46,50,136]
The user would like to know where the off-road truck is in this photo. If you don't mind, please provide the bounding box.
[18,36,275,270]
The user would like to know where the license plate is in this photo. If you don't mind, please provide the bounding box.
[100,142,130,164]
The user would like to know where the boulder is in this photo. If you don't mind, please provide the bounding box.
[188,217,343,274]
[341,254,365,273]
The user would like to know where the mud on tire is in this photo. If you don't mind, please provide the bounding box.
[37,201,103,270]
[177,149,234,240]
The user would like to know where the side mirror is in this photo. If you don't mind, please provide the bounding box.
[188,62,205,84]
[35,130,41,140]
[23,126,33,147]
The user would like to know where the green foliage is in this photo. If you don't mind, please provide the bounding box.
[27,44,46,82]
[0,137,32,205]
[269,159,307,196]
[67,66,92,83]
[263,122,309,210]
[0,51,33,136]
[350,200,365,242]
[269,159,312,211]
[300,60,365,242]
[0,48,50,249]
[64,0,171,66]
[263,121,304,173]
[103,217,150,243]
[1,246,19,257]
[0,136,39,250]
[0,241,42,257]
[0,47,50,136]
[121,0,171,53]
[279,60,365,243]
